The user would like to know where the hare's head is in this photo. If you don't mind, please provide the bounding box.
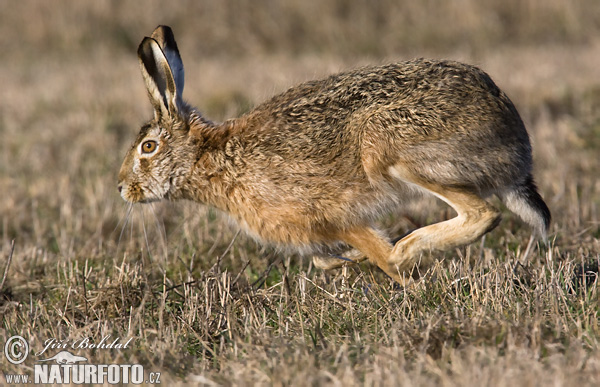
[118,26,196,203]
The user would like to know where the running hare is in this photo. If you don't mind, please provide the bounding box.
[118,26,551,285]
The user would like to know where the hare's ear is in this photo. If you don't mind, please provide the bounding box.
[138,26,184,118]
[150,26,184,97]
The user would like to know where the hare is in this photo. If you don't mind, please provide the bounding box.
[118,26,551,285]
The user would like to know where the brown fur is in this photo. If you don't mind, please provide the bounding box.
[118,26,551,284]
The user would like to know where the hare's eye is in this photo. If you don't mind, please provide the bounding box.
[141,140,157,154]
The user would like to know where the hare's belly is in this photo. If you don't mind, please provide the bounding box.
[227,180,418,251]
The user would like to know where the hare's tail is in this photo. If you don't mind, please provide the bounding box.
[500,175,551,241]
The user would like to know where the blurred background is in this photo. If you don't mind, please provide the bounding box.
[2,0,600,249]
[1,0,600,383]
[2,0,600,279]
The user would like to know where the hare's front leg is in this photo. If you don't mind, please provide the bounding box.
[333,227,413,285]
[312,248,368,270]
[312,230,414,271]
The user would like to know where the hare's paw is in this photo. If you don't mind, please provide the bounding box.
[312,248,367,270]
[389,232,434,276]
[312,255,346,270]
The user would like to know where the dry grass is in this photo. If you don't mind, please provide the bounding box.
[1,1,599,385]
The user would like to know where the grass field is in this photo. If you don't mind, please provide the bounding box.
[1,1,599,385]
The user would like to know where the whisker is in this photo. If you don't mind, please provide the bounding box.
[149,203,169,262]
[140,205,153,262]
[130,204,135,248]
[111,202,131,237]
[117,203,134,251]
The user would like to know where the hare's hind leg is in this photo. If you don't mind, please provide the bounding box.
[315,179,500,284]
[388,185,501,276]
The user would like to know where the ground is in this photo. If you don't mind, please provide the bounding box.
[1,1,599,385]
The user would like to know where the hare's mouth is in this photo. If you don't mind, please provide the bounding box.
[121,191,162,204]
[118,182,164,203]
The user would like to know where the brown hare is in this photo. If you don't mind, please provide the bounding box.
[118,26,551,285]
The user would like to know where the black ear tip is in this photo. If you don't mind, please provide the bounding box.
[149,26,179,56]
[156,25,173,33]
[137,37,156,57]
[152,25,176,41]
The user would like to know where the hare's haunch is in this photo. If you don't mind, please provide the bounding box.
[118,26,550,285]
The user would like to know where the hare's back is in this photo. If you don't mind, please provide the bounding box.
[254,59,517,138]
[247,59,526,157]
[242,59,530,191]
